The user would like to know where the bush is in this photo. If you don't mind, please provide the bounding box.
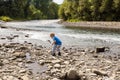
[67,19,80,22]
[0,16,13,21]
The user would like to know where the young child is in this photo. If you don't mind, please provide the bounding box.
[50,33,62,56]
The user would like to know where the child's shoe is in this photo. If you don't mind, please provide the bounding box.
[58,52,61,56]
[52,53,56,56]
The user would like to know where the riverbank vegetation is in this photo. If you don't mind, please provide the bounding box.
[59,0,120,21]
[0,0,59,21]
[1,0,120,22]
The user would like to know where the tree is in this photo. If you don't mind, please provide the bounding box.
[0,0,59,20]
[59,0,120,21]
[78,0,91,20]
[48,2,59,19]
[100,0,114,20]
[113,0,120,20]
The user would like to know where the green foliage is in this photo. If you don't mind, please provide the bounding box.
[27,4,43,19]
[67,19,80,22]
[0,0,59,20]
[59,0,120,21]
[47,2,59,19]
[0,16,13,21]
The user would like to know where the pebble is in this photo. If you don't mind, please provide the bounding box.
[54,64,61,68]
[0,40,119,80]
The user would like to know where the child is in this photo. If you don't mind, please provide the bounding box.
[50,33,62,56]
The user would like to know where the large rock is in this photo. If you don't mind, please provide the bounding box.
[19,69,26,73]
[52,60,61,64]
[54,64,61,68]
[95,47,109,53]
[13,35,19,38]
[13,52,26,58]
[4,44,15,48]
[51,69,61,75]
[0,62,3,66]
[96,47,105,53]
[60,69,81,80]
[67,69,80,79]
[52,78,60,80]
[2,76,19,80]
[93,69,108,76]
[3,59,9,64]
[21,75,29,80]
[16,46,28,51]
[64,61,70,65]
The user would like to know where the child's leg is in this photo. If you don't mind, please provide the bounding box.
[56,45,61,52]
[57,45,61,56]
[51,45,57,56]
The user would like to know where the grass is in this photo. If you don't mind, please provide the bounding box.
[67,19,80,22]
[0,16,13,22]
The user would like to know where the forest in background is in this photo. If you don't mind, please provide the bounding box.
[0,0,59,21]
[1,0,120,21]
[59,0,120,21]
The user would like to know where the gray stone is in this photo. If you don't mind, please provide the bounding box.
[67,69,79,79]
[13,52,26,58]
[95,47,108,53]
[54,64,61,68]
[93,69,108,76]
[64,61,69,65]
[52,60,61,64]
[52,78,60,80]
[3,59,9,64]
[18,63,24,67]
[3,76,19,80]
[17,46,28,51]
[60,69,80,80]
[19,69,26,73]
[25,34,29,37]
[16,58,23,62]
[0,62,3,66]
[13,35,19,37]
[51,69,60,75]
[21,75,29,80]
[26,60,34,63]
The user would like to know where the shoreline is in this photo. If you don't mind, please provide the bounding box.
[0,21,120,80]
[60,21,120,30]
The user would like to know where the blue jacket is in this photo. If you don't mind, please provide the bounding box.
[53,36,62,45]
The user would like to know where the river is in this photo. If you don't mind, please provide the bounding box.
[2,20,120,49]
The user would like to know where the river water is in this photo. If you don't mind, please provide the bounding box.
[2,20,120,48]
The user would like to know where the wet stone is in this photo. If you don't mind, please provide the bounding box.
[3,59,9,64]
[19,69,26,73]
[21,75,29,80]
[0,62,4,66]
[13,52,26,58]
[60,69,81,80]
[54,64,61,68]
[52,78,60,80]
[93,69,108,76]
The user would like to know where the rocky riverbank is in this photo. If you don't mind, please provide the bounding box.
[0,39,120,80]
[60,21,120,30]
[0,26,120,80]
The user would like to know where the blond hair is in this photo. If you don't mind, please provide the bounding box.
[50,33,55,37]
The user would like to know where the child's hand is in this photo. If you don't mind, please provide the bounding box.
[52,43,54,45]
[52,41,56,45]
[48,40,51,44]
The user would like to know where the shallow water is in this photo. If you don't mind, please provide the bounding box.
[25,53,48,75]
[2,20,120,48]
